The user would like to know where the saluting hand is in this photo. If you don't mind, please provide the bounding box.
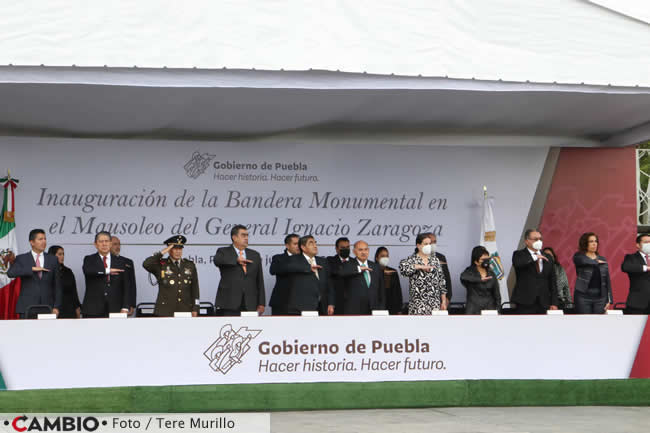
[109,268,124,275]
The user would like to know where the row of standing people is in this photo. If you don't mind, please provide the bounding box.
[7,226,650,318]
[6,226,451,318]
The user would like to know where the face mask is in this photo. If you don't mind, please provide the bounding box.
[339,248,350,259]
[532,240,543,251]
[642,243,650,255]
[421,244,433,255]
[481,260,491,269]
[378,257,390,267]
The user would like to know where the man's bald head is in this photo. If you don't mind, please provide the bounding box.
[354,240,369,262]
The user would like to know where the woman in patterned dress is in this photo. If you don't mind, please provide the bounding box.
[399,233,448,314]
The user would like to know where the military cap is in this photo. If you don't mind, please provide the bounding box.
[164,235,187,248]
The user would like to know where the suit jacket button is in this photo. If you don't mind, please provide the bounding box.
[178,298,181,302]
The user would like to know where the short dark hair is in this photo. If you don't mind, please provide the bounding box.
[637,233,650,243]
[542,246,559,264]
[230,224,247,240]
[284,233,299,245]
[415,233,430,246]
[471,246,490,265]
[578,232,598,254]
[524,228,540,240]
[335,237,350,248]
[374,246,388,262]
[94,231,111,242]
[299,235,315,252]
[47,245,63,256]
[28,229,45,241]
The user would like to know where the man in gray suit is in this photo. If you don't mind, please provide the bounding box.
[7,228,62,318]
[213,225,265,316]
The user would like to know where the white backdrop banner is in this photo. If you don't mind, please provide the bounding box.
[1,136,548,305]
[0,316,646,390]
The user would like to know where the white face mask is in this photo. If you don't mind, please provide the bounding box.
[642,243,650,255]
[532,240,543,251]
[421,244,433,255]
[378,257,390,267]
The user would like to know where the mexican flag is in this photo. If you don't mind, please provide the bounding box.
[480,186,509,303]
[0,174,20,321]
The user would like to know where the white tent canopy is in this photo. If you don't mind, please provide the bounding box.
[0,67,649,146]
[0,1,649,145]
[1,0,649,87]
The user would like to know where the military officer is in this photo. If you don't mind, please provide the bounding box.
[142,235,200,317]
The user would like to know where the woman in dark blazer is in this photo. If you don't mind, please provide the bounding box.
[460,246,501,314]
[375,247,403,314]
[572,232,612,314]
[47,245,81,319]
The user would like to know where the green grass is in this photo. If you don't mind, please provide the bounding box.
[1,380,649,412]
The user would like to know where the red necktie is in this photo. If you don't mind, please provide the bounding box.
[35,254,42,279]
[103,255,110,282]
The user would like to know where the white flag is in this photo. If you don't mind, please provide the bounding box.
[480,188,509,303]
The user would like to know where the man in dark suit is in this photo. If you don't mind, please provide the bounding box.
[428,233,452,304]
[511,228,559,314]
[269,233,300,315]
[286,235,335,315]
[338,240,383,315]
[622,233,650,314]
[213,225,265,316]
[111,236,137,315]
[327,237,352,315]
[81,231,131,318]
[7,228,62,318]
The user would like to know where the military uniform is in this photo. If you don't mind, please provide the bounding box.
[142,236,200,317]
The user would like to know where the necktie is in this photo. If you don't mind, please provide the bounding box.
[311,257,319,279]
[175,261,180,268]
[646,254,649,268]
[362,263,370,287]
[536,252,543,273]
[239,250,247,274]
[103,255,109,282]
[35,254,42,279]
